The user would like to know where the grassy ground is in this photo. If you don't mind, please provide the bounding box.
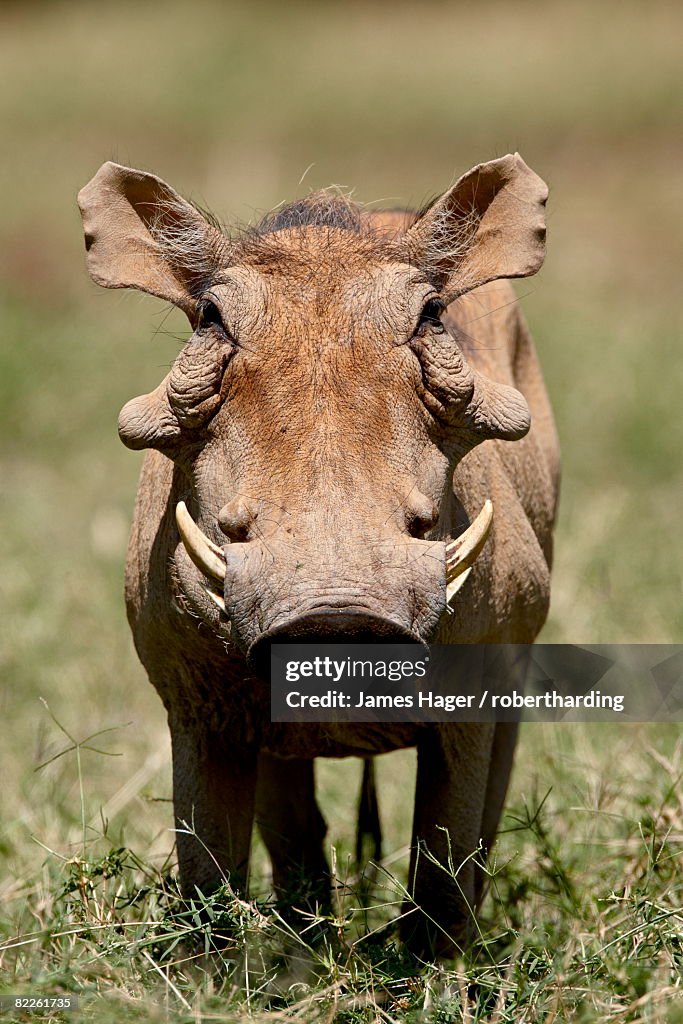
[1,1,682,1020]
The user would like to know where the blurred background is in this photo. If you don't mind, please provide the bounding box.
[1,0,682,898]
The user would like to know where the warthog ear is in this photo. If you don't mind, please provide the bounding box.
[403,153,548,300]
[78,162,227,324]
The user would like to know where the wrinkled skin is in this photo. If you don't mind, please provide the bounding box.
[79,154,559,958]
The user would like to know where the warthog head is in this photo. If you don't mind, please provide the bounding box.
[79,156,547,670]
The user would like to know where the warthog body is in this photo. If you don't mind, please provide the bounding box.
[79,154,559,956]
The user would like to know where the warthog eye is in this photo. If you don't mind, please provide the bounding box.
[416,298,445,334]
[197,298,227,334]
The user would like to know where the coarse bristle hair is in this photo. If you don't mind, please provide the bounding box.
[144,185,480,295]
[253,190,366,235]
[147,194,231,297]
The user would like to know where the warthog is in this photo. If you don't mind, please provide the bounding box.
[79,153,559,956]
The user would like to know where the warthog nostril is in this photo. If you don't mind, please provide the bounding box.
[247,612,423,680]
[218,496,259,542]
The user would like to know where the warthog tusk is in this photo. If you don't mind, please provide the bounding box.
[204,586,227,613]
[446,567,473,606]
[176,501,226,583]
[446,500,493,603]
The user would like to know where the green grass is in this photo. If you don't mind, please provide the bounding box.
[1,722,681,1022]
[1,0,682,1020]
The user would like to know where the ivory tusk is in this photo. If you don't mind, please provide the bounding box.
[204,587,227,614]
[446,567,473,605]
[176,501,226,583]
[445,500,493,601]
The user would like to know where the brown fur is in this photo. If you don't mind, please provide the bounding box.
[78,154,559,957]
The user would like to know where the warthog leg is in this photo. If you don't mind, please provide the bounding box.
[169,717,257,899]
[402,723,496,958]
[255,753,330,915]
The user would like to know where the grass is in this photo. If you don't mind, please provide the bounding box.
[1,721,681,1021]
[1,0,682,1020]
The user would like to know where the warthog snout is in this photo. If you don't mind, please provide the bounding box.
[176,495,444,673]
[175,499,496,660]
[219,526,447,656]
